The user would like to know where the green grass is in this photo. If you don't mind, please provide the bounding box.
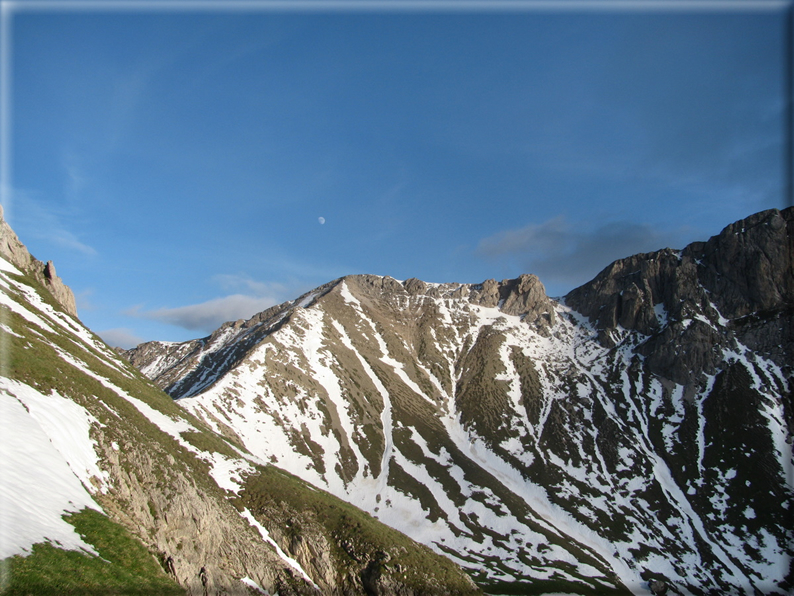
[239,466,481,595]
[0,508,184,596]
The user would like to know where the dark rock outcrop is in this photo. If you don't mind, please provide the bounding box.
[565,207,794,386]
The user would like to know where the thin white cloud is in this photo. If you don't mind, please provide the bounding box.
[8,189,97,256]
[49,229,97,256]
[125,273,300,333]
[477,216,693,294]
[73,288,96,312]
[126,294,278,333]
[211,273,287,297]
[478,216,569,258]
[96,328,143,350]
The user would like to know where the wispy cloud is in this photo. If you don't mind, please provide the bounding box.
[126,273,293,333]
[10,189,97,256]
[48,228,97,256]
[97,328,143,350]
[477,216,692,294]
[211,273,287,297]
[74,288,96,312]
[126,294,278,333]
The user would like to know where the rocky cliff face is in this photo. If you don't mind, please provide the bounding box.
[0,222,478,595]
[125,207,794,596]
[565,207,794,387]
[0,205,78,317]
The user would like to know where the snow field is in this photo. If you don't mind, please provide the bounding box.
[0,378,103,559]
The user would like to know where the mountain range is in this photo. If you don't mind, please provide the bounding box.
[124,207,794,595]
[0,206,791,595]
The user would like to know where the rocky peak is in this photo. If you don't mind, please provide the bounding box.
[692,207,793,319]
[344,273,556,332]
[566,208,793,332]
[564,207,794,385]
[0,205,78,317]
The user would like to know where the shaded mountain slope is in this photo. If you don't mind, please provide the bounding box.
[126,207,794,595]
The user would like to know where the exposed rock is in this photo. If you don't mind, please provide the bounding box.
[352,273,556,332]
[0,205,78,317]
[565,207,794,386]
[468,278,500,308]
[463,275,556,332]
[498,274,557,331]
[402,278,427,296]
[696,208,793,319]
[94,443,297,596]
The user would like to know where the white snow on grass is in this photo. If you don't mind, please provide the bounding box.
[177,344,335,492]
[49,341,260,495]
[0,378,103,559]
[0,282,57,334]
[4,378,109,495]
[0,265,133,379]
[204,451,255,494]
[95,380,257,495]
[0,322,21,337]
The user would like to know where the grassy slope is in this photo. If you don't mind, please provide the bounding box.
[239,466,480,595]
[1,509,185,596]
[0,269,192,594]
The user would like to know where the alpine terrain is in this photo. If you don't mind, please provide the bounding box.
[0,206,480,595]
[125,207,794,596]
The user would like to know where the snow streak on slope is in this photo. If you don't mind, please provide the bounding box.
[0,255,133,379]
[50,340,260,498]
[0,254,260,510]
[241,509,319,589]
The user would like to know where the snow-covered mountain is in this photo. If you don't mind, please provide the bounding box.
[126,207,794,596]
[0,209,479,595]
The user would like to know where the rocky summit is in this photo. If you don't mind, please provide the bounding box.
[125,208,794,595]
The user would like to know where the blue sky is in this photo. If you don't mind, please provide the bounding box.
[3,1,789,348]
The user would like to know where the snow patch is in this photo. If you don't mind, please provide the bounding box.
[240,576,270,594]
[0,378,103,559]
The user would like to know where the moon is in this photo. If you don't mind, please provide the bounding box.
[318,217,326,225]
